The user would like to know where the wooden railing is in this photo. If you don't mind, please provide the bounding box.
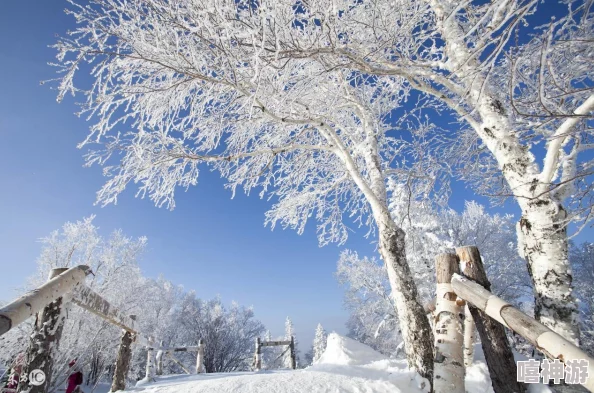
[432,246,594,393]
[0,266,204,392]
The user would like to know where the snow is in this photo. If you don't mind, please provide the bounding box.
[106,334,552,393]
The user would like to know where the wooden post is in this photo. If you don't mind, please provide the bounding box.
[156,340,164,376]
[452,272,594,393]
[18,268,70,393]
[289,336,296,370]
[145,338,157,381]
[254,337,262,371]
[196,339,205,374]
[456,246,525,393]
[0,265,89,337]
[463,305,475,368]
[111,315,136,392]
[433,254,465,393]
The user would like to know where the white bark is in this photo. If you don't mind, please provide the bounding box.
[463,305,475,368]
[195,339,205,374]
[428,0,581,344]
[452,273,594,392]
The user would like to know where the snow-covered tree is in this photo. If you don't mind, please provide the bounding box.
[0,218,267,387]
[312,324,327,364]
[283,317,299,369]
[570,242,594,356]
[49,0,451,378]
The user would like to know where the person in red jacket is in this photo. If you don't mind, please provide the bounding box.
[66,360,83,393]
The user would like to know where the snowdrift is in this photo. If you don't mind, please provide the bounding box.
[315,333,387,366]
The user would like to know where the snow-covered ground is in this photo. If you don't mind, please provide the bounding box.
[102,333,554,393]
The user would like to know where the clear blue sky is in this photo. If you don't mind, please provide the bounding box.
[0,1,589,352]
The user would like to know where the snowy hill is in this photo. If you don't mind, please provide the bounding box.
[103,334,551,393]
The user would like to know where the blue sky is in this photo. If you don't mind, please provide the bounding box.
[0,1,590,352]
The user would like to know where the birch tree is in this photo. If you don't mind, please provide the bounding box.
[51,0,447,379]
[128,0,594,343]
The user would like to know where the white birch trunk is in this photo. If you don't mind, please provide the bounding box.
[329,125,434,385]
[428,0,580,344]
[518,205,579,345]
[376,212,434,385]
[463,305,475,368]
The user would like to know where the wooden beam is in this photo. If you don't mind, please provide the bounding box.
[433,254,464,393]
[261,340,291,347]
[0,265,90,337]
[456,246,525,393]
[71,285,139,334]
[167,353,192,375]
[452,273,594,392]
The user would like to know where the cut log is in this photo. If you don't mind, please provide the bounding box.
[261,340,292,346]
[456,246,525,393]
[433,254,465,393]
[167,353,191,375]
[0,265,89,337]
[452,273,594,392]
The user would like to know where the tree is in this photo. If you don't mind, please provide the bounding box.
[50,0,445,379]
[570,242,594,356]
[0,217,268,388]
[102,0,594,344]
[312,324,327,364]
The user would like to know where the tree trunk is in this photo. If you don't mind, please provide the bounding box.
[456,246,525,393]
[518,203,579,345]
[376,214,434,387]
[433,254,465,393]
[18,268,69,393]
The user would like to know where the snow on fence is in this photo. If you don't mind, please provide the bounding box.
[0,266,205,392]
[433,246,594,393]
[253,337,296,371]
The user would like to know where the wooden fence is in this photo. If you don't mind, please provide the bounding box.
[433,246,594,393]
[0,266,204,392]
[253,337,296,371]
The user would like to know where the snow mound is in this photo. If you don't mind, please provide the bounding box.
[316,332,387,366]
